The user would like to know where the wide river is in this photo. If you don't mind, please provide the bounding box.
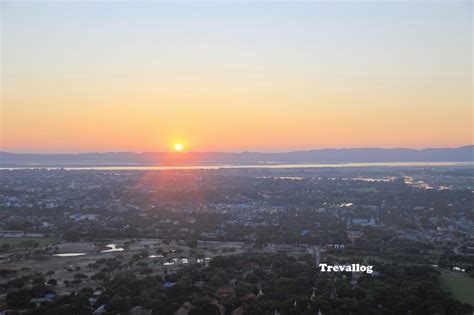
[1,162,472,171]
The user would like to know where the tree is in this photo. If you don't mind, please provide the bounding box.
[235,281,253,296]
[107,296,131,314]
[7,278,25,289]
[146,298,164,312]
[106,296,130,314]
[47,278,58,286]
[186,240,198,248]
[6,289,34,308]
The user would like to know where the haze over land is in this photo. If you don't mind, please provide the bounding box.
[1,146,473,165]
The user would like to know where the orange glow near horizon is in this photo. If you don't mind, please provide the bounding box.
[1,2,472,153]
[2,79,472,153]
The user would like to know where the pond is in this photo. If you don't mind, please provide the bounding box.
[101,244,124,253]
[53,253,87,257]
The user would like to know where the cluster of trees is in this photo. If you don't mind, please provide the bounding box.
[2,253,472,314]
[438,251,474,276]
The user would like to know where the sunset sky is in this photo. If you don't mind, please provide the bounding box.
[1,1,472,153]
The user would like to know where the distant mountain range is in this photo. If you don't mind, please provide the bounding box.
[1,146,473,166]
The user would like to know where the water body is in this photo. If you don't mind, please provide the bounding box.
[149,255,164,258]
[100,244,124,253]
[1,162,472,171]
[53,253,86,257]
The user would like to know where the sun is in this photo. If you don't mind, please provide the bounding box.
[174,143,183,151]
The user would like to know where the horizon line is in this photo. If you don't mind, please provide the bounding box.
[1,144,473,155]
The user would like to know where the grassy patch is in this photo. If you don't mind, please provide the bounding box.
[440,269,474,305]
[0,237,61,248]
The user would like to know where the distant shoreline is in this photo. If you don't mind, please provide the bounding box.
[2,146,472,167]
[1,161,473,171]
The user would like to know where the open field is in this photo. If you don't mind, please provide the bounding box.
[0,237,61,248]
[328,250,442,265]
[440,270,474,305]
[0,238,246,295]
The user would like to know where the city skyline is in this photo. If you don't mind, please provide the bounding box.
[1,1,472,153]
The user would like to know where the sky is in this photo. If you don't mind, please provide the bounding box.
[1,1,472,153]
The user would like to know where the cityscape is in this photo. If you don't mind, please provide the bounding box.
[0,165,473,314]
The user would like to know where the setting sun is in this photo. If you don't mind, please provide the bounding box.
[174,143,183,151]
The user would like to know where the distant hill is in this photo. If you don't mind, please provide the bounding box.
[1,146,473,166]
